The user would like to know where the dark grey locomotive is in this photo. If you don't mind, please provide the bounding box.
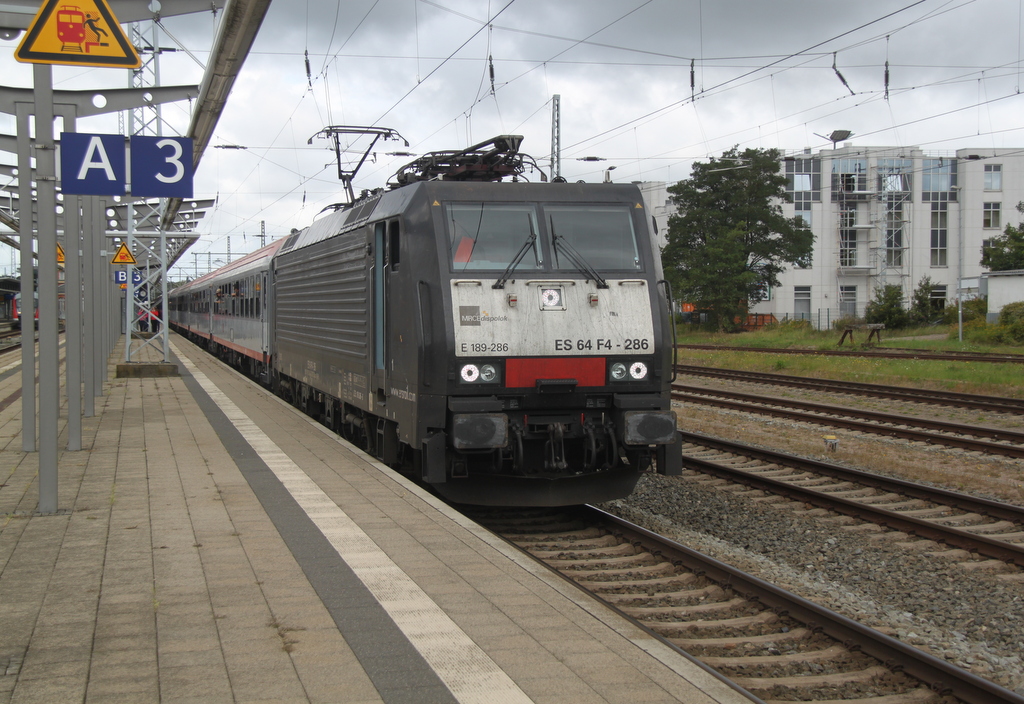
[170,137,680,506]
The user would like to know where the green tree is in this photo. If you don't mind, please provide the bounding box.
[909,275,938,324]
[865,283,910,329]
[981,201,1024,271]
[662,147,814,331]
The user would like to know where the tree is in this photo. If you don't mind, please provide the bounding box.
[662,147,814,331]
[909,275,938,324]
[981,201,1024,271]
[865,283,910,329]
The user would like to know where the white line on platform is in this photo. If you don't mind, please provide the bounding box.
[173,344,532,704]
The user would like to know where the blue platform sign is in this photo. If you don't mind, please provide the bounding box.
[59,132,194,198]
[113,269,143,285]
[60,132,126,196]
[130,136,194,198]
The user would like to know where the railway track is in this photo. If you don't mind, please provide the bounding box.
[677,344,1024,365]
[474,505,1024,704]
[671,384,1024,459]
[676,430,1024,570]
[675,365,1024,415]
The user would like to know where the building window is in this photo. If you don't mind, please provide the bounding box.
[785,157,821,202]
[794,202,811,228]
[885,198,905,267]
[922,159,956,201]
[931,202,948,266]
[794,286,811,321]
[984,164,1002,191]
[930,284,947,312]
[839,285,857,318]
[839,205,857,266]
[831,158,867,201]
[983,202,1001,229]
[877,158,913,194]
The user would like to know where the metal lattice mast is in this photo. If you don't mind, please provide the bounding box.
[123,19,171,362]
[550,94,561,180]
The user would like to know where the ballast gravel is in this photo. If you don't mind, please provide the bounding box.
[602,471,1024,693]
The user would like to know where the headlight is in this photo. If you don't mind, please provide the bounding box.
[610,362,627,381]
[460,363,500,384]
[629,362,648,380]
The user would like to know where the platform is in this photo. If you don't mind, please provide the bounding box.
[0,336,753,704]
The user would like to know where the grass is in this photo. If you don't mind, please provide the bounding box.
[674,326,1024,397]
[676,322,1024,353]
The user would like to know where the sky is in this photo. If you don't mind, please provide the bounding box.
[2,0,1024,279]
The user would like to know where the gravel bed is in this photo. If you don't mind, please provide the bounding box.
[602,464,1024,693]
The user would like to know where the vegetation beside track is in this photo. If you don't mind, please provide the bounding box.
[674,326,1024,397]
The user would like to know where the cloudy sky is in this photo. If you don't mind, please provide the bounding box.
[2,0,1023,278]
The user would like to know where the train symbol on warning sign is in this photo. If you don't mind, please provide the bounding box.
[57,6,109,53]
[15,0,141,68]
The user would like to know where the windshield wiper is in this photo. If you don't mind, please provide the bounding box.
[550,218,608,289]
[492,216,537,289]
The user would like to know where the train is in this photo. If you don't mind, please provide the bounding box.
[12,291,38,331]
[169,136,680,506]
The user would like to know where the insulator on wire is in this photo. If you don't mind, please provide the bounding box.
[832,52,855,96]
[305,49,312,88]
[488,54,496,95]
[690,58,695,98]
[884,60,890,101]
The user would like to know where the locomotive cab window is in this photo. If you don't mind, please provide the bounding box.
[446,203,542,271]
[545,205,641,271]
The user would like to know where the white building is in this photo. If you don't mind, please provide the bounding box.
[641,146,1024,329]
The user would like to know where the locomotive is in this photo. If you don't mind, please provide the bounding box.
[169,136,680,506]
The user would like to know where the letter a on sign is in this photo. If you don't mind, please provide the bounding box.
[60,132,125,196]
[15,0,140,68]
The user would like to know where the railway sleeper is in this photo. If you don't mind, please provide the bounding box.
[730,663,892,691]
[673,627,814,653]
[821,487,881,499]
[601,584,725,606]
[717,651,888,682]
[701,642,848,669]
[553,552,661,570]
[956,519,1020,534]
[897,506,956,518]
[622,596,748,619]
[525,542,638,560]
[648,609,779,635]
[485,519,587,533]
[858,497,928,510]
[510,534,620,550]
[504,527,604,542]
[583,572,699,593]
[570,562,678,580]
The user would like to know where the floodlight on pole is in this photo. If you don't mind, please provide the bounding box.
[814,130,854,148]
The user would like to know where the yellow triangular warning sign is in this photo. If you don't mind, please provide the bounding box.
[57,243,65,263]
[15,0,141,69]
[110,243,136,265]
[635,202,644,208]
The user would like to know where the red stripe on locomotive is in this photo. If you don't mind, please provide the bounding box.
[505,357,605,387]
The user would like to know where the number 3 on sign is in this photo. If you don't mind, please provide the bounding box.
[129,135,194,198]
[154,139,185,184]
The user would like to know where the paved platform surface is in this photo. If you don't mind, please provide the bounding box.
[0,335,753,704]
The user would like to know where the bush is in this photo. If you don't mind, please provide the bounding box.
[941,296,987,326]
[865,284,910,329]
[998,300,1024,326]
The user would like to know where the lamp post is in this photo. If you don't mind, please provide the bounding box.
[952,185,964,342]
